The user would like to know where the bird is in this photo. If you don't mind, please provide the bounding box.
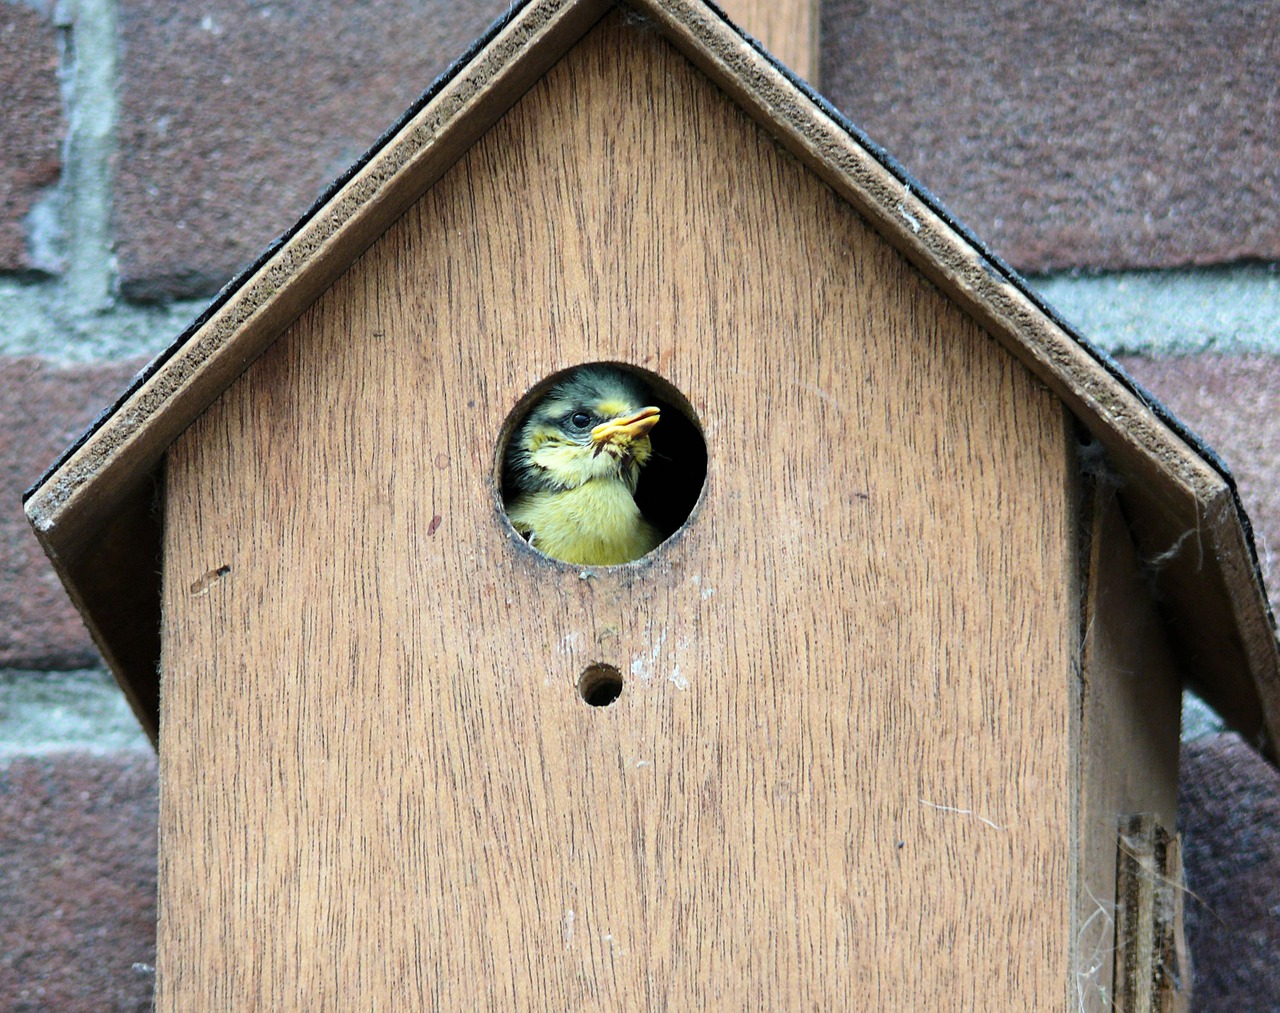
[504,365,663,565]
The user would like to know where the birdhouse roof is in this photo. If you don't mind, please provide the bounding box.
[24,0,1280,757]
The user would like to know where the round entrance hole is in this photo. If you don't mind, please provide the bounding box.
[578,664,624,707]
[496,362,707,565]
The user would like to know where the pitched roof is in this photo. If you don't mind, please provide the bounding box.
[25,0,1280,756]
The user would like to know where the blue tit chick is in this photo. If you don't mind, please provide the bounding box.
[504,365,662,565]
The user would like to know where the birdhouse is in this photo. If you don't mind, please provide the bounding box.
[25,0,1280,1008]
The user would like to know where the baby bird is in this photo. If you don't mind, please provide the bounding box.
[504,365,663,565]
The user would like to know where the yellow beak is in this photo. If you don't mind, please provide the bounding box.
[590,406,661,450]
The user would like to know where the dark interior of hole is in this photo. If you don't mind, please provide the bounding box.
[580,670,623,707]
[500,366,708,545]
[632,390,707,540]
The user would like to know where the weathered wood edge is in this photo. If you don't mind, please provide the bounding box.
[633,0,1280,756]
[1114,814,1159,1013]
[1068,435,1087,1013]
[1112,817,1192,1012]
[22,0,1280,757]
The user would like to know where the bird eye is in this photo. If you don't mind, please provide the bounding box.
[570,411,592,429]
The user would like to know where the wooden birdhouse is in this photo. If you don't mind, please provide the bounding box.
[25,0,1280,1008]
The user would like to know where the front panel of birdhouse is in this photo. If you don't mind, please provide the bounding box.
[157,15,1077,1008]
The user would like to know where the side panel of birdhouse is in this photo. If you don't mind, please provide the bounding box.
[158,14,1078,1010]
[1075,483,1185,1012]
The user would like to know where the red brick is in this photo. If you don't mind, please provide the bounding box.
[821,1,1280,272]
[1119,355,1280,616]
[0,5,63,272]
[1179,734,1280,1010]
[114,0,508,301]
[0,751,157,1013]
[1,357,145,668]
[113,0,1280,293]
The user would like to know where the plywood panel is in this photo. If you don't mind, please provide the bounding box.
[159,15,1075,1009]
[1074,484,1183,1012]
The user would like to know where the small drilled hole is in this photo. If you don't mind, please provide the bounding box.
[578,664,623,707]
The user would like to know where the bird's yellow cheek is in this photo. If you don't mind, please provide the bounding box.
[595,433,653,479]
[529,433,652,490]
[530,441,598,488]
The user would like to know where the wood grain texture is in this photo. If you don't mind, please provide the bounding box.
[1074,484,1183,1013]
[716,0,819,83]
[159,15,1075,1008]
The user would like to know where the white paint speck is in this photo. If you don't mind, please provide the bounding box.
[563,909,575,946]
[558,631,584,654]
[899,201,921,234]
[797,381,844,414]
[629,628,668,685]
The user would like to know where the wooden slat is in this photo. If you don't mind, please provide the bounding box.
[1112,817,1192,1012]
[1114,814,1159,1013]
[158,15,1076,1006]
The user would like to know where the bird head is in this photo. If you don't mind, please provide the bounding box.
[505,366,661,494]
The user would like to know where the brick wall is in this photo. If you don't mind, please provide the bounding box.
[2,0,1278,1007]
